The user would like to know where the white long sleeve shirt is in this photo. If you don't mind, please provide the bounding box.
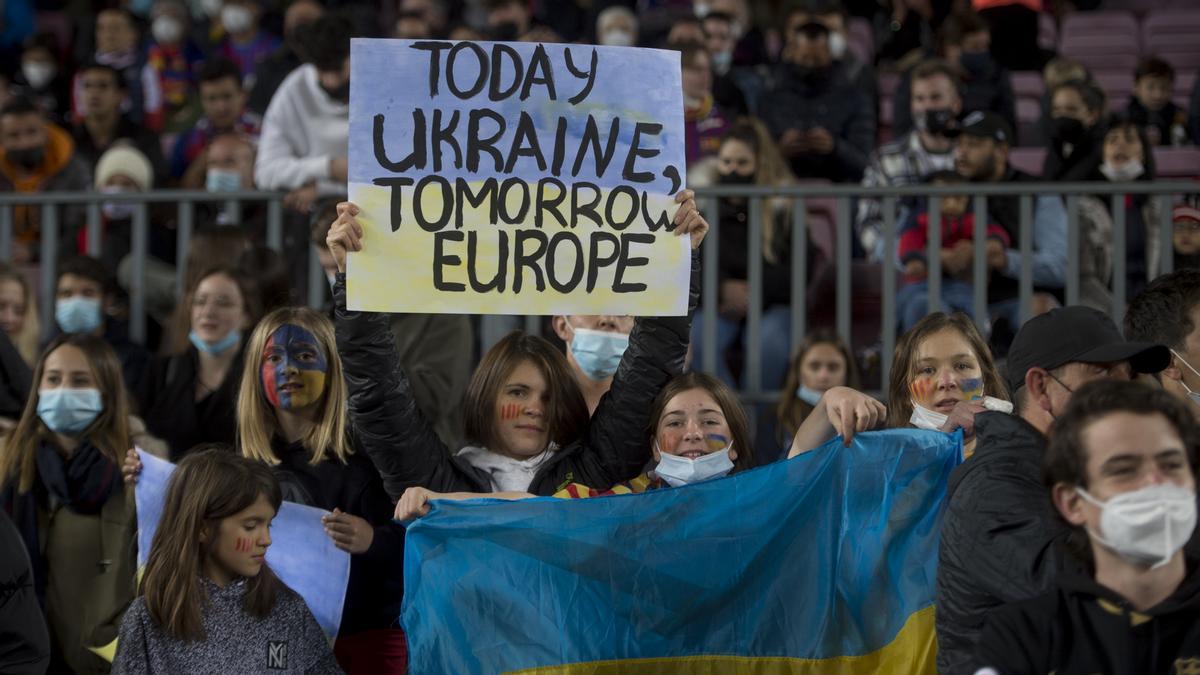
[254,64,349,196]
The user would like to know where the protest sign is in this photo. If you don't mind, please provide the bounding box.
[346,39,689,315]
[133,451,351,639]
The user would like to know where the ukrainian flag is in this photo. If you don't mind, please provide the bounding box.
[402,429,962,674]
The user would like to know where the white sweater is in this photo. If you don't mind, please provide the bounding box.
[254,64,350,196]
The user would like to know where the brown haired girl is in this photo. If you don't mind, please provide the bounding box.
[113,449,339,672]
[329,191,707,506]
[776,329,859,446]
[0,261,38,366]
[787,312,1009,459]
[0,334,135,673]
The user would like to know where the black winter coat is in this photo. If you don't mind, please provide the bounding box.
[332,250,699,500]
[0,510,50,674]
[974,557,1200,675]
[136,346,242,461]
[935,412,1077,675]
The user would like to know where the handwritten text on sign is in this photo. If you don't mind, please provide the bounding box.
[346,39,688,315]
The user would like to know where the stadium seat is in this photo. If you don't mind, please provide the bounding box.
[1008,147,1047,176]
[1092,70,1134,112]
[1061,34,1140,73]
[1062,10,1139,41]
[1152,147,1200,178]
[1011,72,1044,100]
[1038,13,1058,53]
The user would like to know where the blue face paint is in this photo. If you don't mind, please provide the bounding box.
[261,324,328,410]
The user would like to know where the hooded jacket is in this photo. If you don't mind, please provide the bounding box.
[0,123,91,250]
[935,411,1078,674]
[973,557,1200,674]
[332,250,699,501]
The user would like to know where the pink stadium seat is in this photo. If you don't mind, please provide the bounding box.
[1011,72,1044,100]
[879,73,901,98]
[1142,10,1200,47]
[1038,13,1057,52]
[1061,34,1140,73]
[1062,10,1139,40]
[1008,147,1046,177]
[1092,70,1133,112]
[1153,147,1200,179]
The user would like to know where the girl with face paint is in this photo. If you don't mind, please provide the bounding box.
[787,313,1010,459]
[325,195,707,518]
[0,334,137,674]
[137,267,257,461]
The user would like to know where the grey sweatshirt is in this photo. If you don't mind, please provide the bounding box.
[112,577,342,674]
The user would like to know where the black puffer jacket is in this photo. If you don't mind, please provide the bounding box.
[935,412,1078,674]
[333,250,699,500]
[0,510,49,674]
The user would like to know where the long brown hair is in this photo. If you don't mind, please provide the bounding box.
[167,266,260,357]
[237,307,351,465]
[162,228,256,354]
[648,371,754,472]
[776,329,859,443]
[886,312,1007,428]
[0,261,38,365]
[142,448,283,642]
[462,330,589,452]
[0,334,131,493]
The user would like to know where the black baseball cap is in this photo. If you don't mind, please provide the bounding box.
[946,110,1013,145]
[1005,306,1170,392]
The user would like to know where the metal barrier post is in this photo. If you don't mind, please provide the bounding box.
[176,201,193,299]
[523,315,541,337]
[86,202,102,258]
[1065,194,1080,306]
[790,199,807,354]
[0,206,11,262]
[835,197,851,344]
[1019,195,1034,324]
[746,197,764,400]
[972,195,988,326]
[1159,195,1175,276]
[926,197,941,315]
[881,197,897,384]
[701,198,720,374]
[1111,194,1127,325]
[267,198,284,252]
[130,205,148,344]
[308,245,326,309]
[40,205,58,339]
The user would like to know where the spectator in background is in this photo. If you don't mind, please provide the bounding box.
[400,0,450,38]
[1128,57,1190,147]
[15,35,70,125]
[935,306,1170,674]
[551,314,633,416]
[667,15,706,46]
[682,43,732,168]
[256,14,352,213]
[1176,204,1200,271]
[0,97,90,263]
[804,0,879,115]
[217,0,281,87]
[874,0,954,70]
[974,0,1047,72]
[758,9,874,182]
[1089,117,1161,298]
[893,12,1016,140]
[394,9,433,39]
[0,0,34,69]
[0,263,39,367]
[483,0,532,41]
[857,58,961,261]
[775,329,858,457]
[896,170,1011,331]
[700,11,749,116]
[1044,80,1107,182]
[595,5,637,46]
[0,509,49,675]
[171,57,260,184]
[974,380,1200,674]
[71,63,167,185]
[53,256,150,392]
[195,131,256,195]
[952,111,1067,333]
[247,0,324,116]
[91,144,159,270]
[1043,57,1089,94]
[73,8,164,131]
[146,0,206,133]
[1125,269,1200,418]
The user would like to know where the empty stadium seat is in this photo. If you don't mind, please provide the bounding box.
[1153,147,1200,178]
[1062,10,1139,40]
[1061,34,1140,73]
[1008,147,1047,176]
[1092,70,1134,112]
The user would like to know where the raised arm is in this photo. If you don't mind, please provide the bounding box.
[787,386,888,457]
[329,204,471,501]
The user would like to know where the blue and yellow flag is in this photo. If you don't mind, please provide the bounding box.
[402,429,963,674]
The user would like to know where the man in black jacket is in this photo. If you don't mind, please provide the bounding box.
[935,306,1171,674]
[0,510,50,674]
[974,380,1200,674]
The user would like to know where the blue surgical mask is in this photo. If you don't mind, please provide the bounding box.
[37,388,103,435]
[1170,349,1200,408]
[654,442,735,487]
[568,323,630,381]
[189,329,241,355]
[796,385,823,406]
[56,296,103,334]
[205,168,241,193]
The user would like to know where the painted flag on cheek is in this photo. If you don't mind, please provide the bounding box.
[261,324,329,410]
[401,429,963,673]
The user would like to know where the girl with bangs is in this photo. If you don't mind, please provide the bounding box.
[113,449,339,673]
[787,312,1009,459]
[124,306,405,672]
[0,334,136,674]
[327,191,708,507]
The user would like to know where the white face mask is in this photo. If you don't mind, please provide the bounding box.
[655,443,735,487]
[152,16,184,45]
[1077,483,1197,569]
[1100,159,1144,182]
[220,4,253,34]
[828,31,847,59]
[711,50,733,75]
[909,403,948,431]
[796,385,823,406]
[1170,349,1200,408]
[601,29,634,47]
[198,0,224,18]
[21,61,56,90]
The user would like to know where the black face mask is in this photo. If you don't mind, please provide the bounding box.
[717,171,755,185]
[791,62,831,84]
[6,146,44,170]
[959,51,993,77]
[1051,116,1086,144]
[490,21,520,41]
[321,81,350,103]
[919,108,957,136]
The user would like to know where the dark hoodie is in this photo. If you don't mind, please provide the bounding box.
[974,556,1200,674]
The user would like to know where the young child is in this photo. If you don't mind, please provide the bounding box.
[113,449,341,673]
[1127,57,1190,146]
[776,330,859,445]
[1174,203,1200,270]
[896,171,1012,330]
